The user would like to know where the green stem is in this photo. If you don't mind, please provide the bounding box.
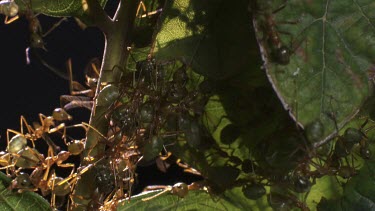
[71,0,140,209]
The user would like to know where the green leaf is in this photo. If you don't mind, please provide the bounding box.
[316,130,375,210]
[305,175,343,210]
[252,0,373,140]
[147,0,310,209]
[118,189,243,210]
[14,0,107,18]
[153,0,303,166]
[221,187,271,211]
[0,172,52,211]
[153,0,258,80]
[317,161,375,210]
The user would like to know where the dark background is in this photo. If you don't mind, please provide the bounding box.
[0,6,201,197]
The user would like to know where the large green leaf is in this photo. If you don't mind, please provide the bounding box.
[316,120,375,210]
[317,159,375,210]
[136,0,372,210]
[0,172,52,211]
[13,0,107,18]
[252,0,374,142]
[118,189,243,211]
[124,0,315,209]
[120,175,343,211]
[152,0,309,172]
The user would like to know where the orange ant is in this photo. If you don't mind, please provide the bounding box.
[268,191,310,211]
[7,138,74,193]
[60,58,100,111]
[0,146,42,175]
[6,108,72,154]
[14,151,73,188]
[50,172,74,209]
[10,168,73,209]
[140,181,208,202]
[136,0,163,19]
[64,124,142,207]
[30,149,74,193]
[21,0,67,64]
[251,1,297,65]
[156,146,202,176]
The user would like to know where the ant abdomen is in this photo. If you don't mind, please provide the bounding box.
[242,183,266,200]
[264,17,291,65]
[272,45,290,65]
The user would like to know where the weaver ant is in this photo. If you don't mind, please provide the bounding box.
[6,108,72,151]
[140,181,207,202]
[268,191,310,211]
[17,0,67,69]
[251,0,297,65]
[60,58,100,111]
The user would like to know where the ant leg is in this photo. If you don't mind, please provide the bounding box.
[56,166,89,186]
[60,95,91,108]
[66,122,103,138]
[28,49,69,79]
[42,17,67,37]
[175,159,188,168]
[0,164,15,170]
[38,113,49,125]
[48,120,64,131]
[65,122,107,161]
[159,145,172,161]
[159,151,172,161]
[56,162,76,189]
[63,99,93,111]
[19,116,37,147]
[20,115,35,136]
[141,8,163,18]
[50,172,57,209]
[67,100,93,111]
[4,15,18,24]
[57,157,104,186]
[90,60,100,76]
[67,59,77,95]
[57,162,75,168]
[66,59,94,95]
[141,186,171,201]
[277,29,305,55]
[41,133,61,155]
[181,166,202,176]
[72,82,89,93]
[272,0,288,14]
[61,127,70,145]
[136,1,147,17]
[364,120,375,134]
[65,58,92,95]
[360,118,369,131]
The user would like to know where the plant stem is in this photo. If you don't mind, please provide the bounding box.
[71,0,140,209]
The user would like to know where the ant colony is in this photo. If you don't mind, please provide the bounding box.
[0,52,213,210]
[1,0,373,210]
